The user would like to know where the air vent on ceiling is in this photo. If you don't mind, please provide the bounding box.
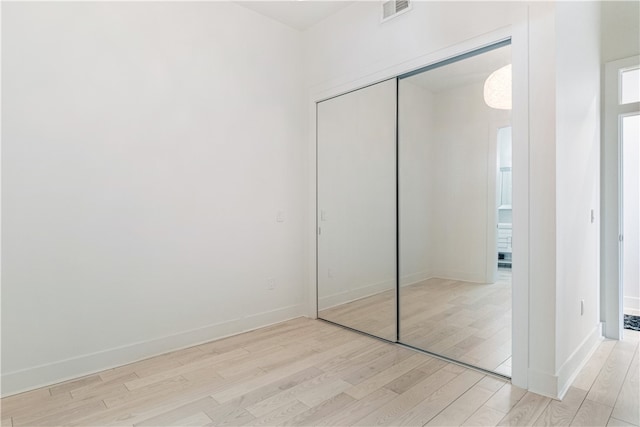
[381,0,411,22]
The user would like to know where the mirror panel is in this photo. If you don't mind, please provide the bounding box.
[398,44,513,375]
[317,79,397,341]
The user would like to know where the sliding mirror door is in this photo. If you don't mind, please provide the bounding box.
[398,42,513,375]
[317,79,397,341]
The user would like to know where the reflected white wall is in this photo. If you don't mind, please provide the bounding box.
[400,77,510,285]
[399,80,434,286]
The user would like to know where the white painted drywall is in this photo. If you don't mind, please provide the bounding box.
[623,114,640,313]
[554,1,602,394]
[1,2,306,395]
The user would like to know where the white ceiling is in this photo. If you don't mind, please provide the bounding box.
[235,1,355,31]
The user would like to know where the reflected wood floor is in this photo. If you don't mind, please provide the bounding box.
[320,270,512,375]
[1,318,638,427]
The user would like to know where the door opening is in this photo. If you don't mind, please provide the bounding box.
[602,56,640,339]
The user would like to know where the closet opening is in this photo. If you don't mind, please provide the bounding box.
[316,39,514,379]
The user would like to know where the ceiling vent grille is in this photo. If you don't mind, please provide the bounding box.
[381,0,411,22]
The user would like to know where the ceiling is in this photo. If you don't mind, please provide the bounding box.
[235,1,355,31]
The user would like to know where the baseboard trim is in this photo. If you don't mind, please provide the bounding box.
[428,270,489,284]
[318,270,492,310]
[624,296,640,311]
[527,368,559,399]
[528,324,602,399]
[399,271,432,287]
[556,323,603,399]
[318,279,394,311]
[1,304,305,397]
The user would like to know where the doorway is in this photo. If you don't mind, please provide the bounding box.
[602,56,640,339]
[622,112,639,323]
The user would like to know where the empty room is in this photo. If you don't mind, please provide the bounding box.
[1,1,639,426]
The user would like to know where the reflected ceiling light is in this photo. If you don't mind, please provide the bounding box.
[484,64,512,110]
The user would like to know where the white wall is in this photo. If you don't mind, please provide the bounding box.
[1,2,306,395]
[554,1,602,395]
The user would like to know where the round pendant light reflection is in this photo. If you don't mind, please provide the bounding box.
[484,64,512,110]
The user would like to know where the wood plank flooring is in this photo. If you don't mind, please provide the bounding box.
[319,269,513,375]
[1,318,638,426]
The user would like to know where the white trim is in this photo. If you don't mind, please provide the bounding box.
[318,279,394,311]
[509,9,530,390]
[399,271,432,287]
[527,368,558,399]
[1,305,305,397]
[528,321,603,400]
[426,270,494,285]
[624,296,640,311]
[556,324,603,399]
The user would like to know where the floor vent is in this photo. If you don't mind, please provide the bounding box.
[381,0,411,22]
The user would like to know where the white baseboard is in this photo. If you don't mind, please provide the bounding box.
[1,304,305,397]
[318,269,496,312]
[317,270,493,312]
[428,270,488,284]
[528,323,602,399]
[624,296,640,311]
[400,271,432,287]
[527,368,559,399]
[528,324,602,399]
[318,279,394,311]
[556,324,602,399]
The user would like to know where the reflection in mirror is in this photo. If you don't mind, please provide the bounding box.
[398,43,513,375]
[317,79,397,341]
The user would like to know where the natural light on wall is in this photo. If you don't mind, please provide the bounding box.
[484,64,512,110]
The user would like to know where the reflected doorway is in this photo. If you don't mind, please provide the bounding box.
[398,41,513,377]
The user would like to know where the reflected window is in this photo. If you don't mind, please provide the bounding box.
[621,67,640,104]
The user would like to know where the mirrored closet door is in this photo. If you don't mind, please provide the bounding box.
[316,79,397,341]
[316,40,513,377]
[398,42,512,376]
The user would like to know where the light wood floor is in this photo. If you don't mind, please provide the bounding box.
[1,318,638,427]
[320,270,512,376]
